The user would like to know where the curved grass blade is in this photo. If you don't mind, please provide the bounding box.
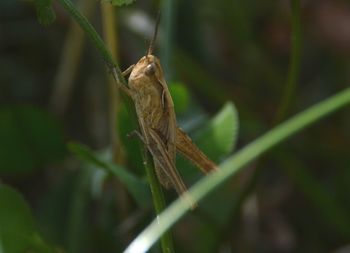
[68,142,151,208]
[124,87,350,253]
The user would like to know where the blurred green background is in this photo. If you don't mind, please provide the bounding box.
[1,0,350,252]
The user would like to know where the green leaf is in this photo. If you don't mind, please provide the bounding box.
[168,82,190,115]
[117,103,144,174]
[0,106,66,174]
[34,0,56,26]
[0,185,54,253]
[193,102,239,161]
[68,142,151,208]
[177,104,240,229]
[106,0,135,6]
[176,102,238,183]
[171,102,240,236]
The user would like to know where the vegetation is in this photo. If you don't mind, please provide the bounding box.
[1,0,350,252]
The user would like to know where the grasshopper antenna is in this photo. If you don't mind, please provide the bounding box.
[147,11,161,56]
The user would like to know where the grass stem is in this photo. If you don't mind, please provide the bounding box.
[274,0,301,122]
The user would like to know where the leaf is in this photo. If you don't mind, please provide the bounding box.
[34,0,56,26]
[106,0,135,6]
[0,185,55,253]
[168,82,190,115]
[117,103,144,174]
[68,142,151,208]
[193,102,239,161]
[176,102,238,182]
[36,170,79,245]
[183,104,239,228]
[0,106,66,174]
[175,103,239,229]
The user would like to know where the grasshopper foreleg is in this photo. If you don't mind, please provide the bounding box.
[122,64,135,77]
[127,130,145,143]
[112,65,135,97]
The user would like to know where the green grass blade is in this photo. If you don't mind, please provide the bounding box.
[68,142,151,208]
[106,0,135,6]
[275,0,302,122]
[34,0,56,25]
[124,87,350,253]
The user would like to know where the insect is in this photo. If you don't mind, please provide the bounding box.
[115,14,218,207]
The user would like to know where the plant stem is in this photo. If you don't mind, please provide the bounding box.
[56,1,173,251]
[274,0,301,122]
[57,0,126,86]
[144,155,174,253]
[124,87,350,253]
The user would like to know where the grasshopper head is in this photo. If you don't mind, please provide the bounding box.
[129,13,163,81]
[129,54,164,81]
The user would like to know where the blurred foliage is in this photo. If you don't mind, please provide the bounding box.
[0,185,55,253]
[1,0,350,252]
[0,106,66,174]
[68,141,151,208]
[107,0,136,6]
[33,0,56,26]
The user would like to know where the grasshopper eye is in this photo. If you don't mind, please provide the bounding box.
[145,63,156,76]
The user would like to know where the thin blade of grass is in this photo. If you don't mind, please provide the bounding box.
[124,87,350,253]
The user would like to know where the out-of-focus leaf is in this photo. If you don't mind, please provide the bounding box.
[0,185,55,253]
[175,102,240,230]
[37,169,99,252]
[66,167,93,253]
[0,106,66,174]
[68,142,150,208]
[37,170,78,245]
[34,0,56,26]
[169,82,190,115]
[117,103,144,174]
[194,102,239,161]
[176,102,239,181]
[105,0,135,6]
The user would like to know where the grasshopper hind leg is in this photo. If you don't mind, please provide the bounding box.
[147,129,197,208]
[154,162,172,189]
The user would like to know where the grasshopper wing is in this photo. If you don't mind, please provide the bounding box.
[148,128,196,208]
[154,75,177,163]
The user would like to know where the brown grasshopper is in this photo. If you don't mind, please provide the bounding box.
[115,15,218,207]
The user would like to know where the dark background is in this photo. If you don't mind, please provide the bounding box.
[1,0,350,252]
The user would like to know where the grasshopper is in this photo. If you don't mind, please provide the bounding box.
[115,15,218,207]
